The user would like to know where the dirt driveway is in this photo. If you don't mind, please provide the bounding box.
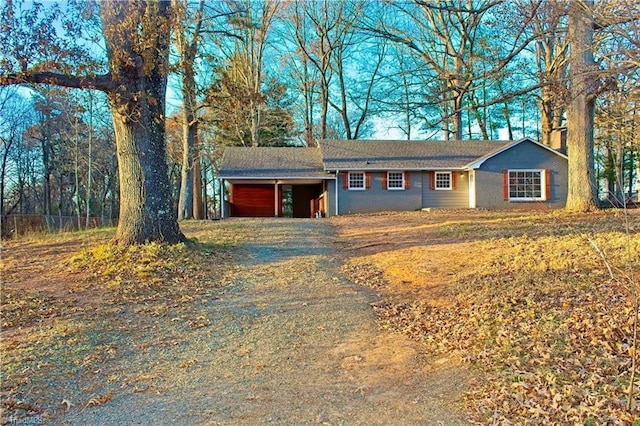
[14,218,466,425]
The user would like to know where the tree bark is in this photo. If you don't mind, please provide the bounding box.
[192,129,203,219]
[2,1,185,243]
[565,0,599,212]
[102,1,184,243]
[173,0,204,221]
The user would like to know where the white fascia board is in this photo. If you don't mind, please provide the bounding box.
[218,176,336,180]
[324,167,466,172]
[465,137,569,169]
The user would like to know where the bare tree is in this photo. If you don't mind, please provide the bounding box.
[564,0,639,211]
[1,0,185,244]
[173,0,205,220]
[363,0,531,140]
[524,0,569,147]
[285,0,359,140]
[0,87,33,232]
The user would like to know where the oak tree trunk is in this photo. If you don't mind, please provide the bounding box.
[102,1,185,244]
[565,0,599,212]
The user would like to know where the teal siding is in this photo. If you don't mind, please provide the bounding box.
[475,140,568,208]
[421,171,470,208]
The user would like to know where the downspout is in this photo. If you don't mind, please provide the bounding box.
[335,170,339,216]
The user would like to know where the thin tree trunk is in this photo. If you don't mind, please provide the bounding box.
[503,102,514,141]
[453,94,463,141]
[177,118,194,220]
[85,93,93,229]
[74,114,81,229]
[192,125,203,219]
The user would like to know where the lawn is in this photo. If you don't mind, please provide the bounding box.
[1,209,639,424]
[335,209,640,424]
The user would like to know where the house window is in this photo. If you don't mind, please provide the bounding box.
[434,172,452,190]
[387,172,405,190]
[508,170,545,200]
[348,172,365,190]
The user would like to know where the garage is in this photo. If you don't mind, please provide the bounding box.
[219,147,334,218]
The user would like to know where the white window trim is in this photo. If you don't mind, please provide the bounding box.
[434,171,452,191]
[348,171,366,191]
[387,171,405,191]
[508,169,546,201]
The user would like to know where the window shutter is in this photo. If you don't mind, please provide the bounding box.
[545,169,551,200]
[502,170,509,201]
[452,172,457,190]
[342,172,349,190]
[430,171,435,190]
[404,172,410,190]
[365,172,371,190]
[382,172,388,190]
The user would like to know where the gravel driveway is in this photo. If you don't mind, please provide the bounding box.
[65,219,467,425]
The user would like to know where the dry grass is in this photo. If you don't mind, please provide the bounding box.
[0,224,237,423]
[338,209,640,425]
[3,211,639,424]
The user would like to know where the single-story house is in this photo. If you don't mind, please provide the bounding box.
[218,137,568,218]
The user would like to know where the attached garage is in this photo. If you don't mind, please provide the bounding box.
[219,147,334,218]
[229,183,283,217]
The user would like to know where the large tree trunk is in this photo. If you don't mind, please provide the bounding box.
[103,1,185,244]
[110,102,183,244]
[565,0,599,212]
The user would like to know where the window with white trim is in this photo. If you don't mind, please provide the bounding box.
[348,171,365,190]
[434,171,452,190]
[387,172,405,190]
[508,169,544,200]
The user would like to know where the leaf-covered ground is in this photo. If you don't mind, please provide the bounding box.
[336,209,640,425]
[2,210,639,425]
[1,218,467,425]
[0,227,236,423]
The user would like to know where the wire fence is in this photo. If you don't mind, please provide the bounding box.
[2,214,117,239]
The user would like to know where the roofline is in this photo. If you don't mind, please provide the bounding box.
[465,137,568,169]
[218,175,336,180]
[324,167,467,172]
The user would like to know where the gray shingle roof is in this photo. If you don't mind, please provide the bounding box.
[319,139,512,170]
[217,139,544,178]
[218,147,329,179]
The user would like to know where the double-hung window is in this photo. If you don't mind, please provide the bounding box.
[507,169,545,201]
[348,171,365,190]
[387,172,405,190]
[434,171,452,190]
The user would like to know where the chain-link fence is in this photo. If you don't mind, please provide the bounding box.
[2,214,116,238]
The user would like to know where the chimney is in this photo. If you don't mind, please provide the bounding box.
[550,128,567,155]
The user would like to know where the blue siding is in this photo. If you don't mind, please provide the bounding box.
[475,140,568,208]
[421,171,470,208]
[337,171,422,214]
[325,180,336,217]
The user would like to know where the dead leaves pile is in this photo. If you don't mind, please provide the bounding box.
[363,231,640,424]
[68,241,231,304]
[0,288,76,329]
